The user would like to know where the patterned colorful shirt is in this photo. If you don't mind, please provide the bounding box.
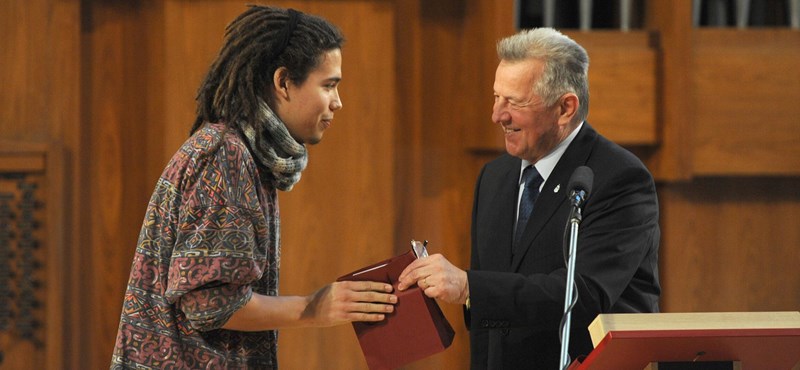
[111,124,281,369]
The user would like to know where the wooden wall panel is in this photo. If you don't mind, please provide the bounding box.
[276,2,399,369]
[162,0,232,157]
[0,143,67,370]
[0,0,81,143]
[0,143,55,370]
[660,178,800,312]
[565,31,658,146]
[692,30,800,176]
[0,0,54,143]
[393,0,505,368]
[646,0,695,181]
[86,11,138,363]
[395,0,516,368]
[0,1,79,369]
[460,0,516,152]
[0,0,80,142]
[82,2,169,368]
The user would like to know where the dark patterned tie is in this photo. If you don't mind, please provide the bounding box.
[514,165,543,250]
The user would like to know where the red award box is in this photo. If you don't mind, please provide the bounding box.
[337,250,455,370]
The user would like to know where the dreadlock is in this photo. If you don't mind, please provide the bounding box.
[192,5,345,135]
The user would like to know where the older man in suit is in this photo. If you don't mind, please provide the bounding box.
[398,28,661,369]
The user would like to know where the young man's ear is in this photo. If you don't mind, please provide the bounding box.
[273,67,290,100]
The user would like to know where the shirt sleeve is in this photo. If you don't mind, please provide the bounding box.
[166,204,263,332]
[164,136,268,332]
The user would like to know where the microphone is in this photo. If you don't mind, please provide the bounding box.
[567,166,593,208]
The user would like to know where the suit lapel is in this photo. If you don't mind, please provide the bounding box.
[510,124,599,271]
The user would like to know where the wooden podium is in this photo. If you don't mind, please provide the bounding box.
[568,312,800,370]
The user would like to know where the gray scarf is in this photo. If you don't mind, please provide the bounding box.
[239,99,308,191]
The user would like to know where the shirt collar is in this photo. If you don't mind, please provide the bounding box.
[519,122,584,185]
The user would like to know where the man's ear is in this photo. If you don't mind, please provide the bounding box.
[558,93,579,126]
[273,67,290,100]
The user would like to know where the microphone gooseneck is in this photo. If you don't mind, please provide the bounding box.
[559,165,594,370]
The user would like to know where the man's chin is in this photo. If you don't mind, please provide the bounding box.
[504,142,520,158]
[306,135,323,145]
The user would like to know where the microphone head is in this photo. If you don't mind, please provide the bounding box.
[567,166,594,199]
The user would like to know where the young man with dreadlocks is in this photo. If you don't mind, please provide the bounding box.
[111,6,397,369]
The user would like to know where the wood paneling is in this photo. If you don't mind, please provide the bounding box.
[646,0,696,181]
[394,0,517,368]
[0,1,79,369]
[460,0,516,152]
[565,31,658,145]
[660,178,800,312]
[162,0,231,156]
[692,29,800,176]
[0,143,61,370]
[0,1,55,142]
[0,0,81,146]
[276,2,399,369]
[0,174,47,370]
[0,0,80,185]
[2,0,800,368]
[44,142,67,370]
[81,2,169,368]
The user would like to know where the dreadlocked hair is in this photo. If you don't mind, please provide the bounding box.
[191,5,345,135]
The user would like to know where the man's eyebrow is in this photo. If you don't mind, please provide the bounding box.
[497,93,522,103]
[509,95,535,107]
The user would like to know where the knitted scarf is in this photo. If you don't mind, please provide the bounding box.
[239,99,308,191]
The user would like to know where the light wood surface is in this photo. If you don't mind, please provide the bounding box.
[580,312,800,369]
[589,311,800,346]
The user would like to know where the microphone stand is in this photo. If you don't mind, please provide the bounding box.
[559,202,582,370]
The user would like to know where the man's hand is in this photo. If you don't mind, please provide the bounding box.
[397,254,469,305]
[302,281,397,327]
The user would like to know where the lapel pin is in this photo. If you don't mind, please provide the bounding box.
[553,184,560,193]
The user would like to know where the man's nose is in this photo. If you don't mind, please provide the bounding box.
[492,102,509,124]
[331,90,343,111]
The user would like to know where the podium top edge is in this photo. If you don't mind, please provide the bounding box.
[589,312,800,345]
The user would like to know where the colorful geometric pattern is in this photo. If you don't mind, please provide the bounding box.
[111,124,280,369]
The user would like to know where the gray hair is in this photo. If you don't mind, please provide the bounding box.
[497,28,589,124]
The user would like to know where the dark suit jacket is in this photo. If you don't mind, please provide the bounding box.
[466,123,661,369]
